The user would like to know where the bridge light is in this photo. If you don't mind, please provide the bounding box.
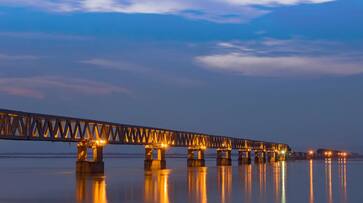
[95,139,107,147]
[200,146,207,150]
[308,150,314,155]
[324,151,332,157]
[340,152,347,157]
[280,150,286,155]
[160,143,169,149]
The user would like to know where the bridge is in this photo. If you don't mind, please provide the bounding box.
[0,108,289,174]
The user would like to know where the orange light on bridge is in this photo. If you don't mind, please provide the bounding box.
[160,143,169,149]
[338,152,348,157]
[95,139,107,147]
[324,151,333,157]
[308,150,314,155]
[280,150,286,155]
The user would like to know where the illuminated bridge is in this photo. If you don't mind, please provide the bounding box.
[0,108,290,174]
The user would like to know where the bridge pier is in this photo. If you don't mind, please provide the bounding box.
[217,149,232,166]
[267,151,277,162]
[144,145,166,170]
[254,150,266,163]
[277,151,286,161]
[76,140,105,175]
[238,149,251,165]
[187,148,206,167]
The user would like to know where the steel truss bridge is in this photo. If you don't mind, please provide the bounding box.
[0,108,288,152]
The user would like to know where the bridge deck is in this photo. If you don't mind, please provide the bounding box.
[0,109,288,151]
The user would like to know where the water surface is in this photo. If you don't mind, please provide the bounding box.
[0,157,361,203]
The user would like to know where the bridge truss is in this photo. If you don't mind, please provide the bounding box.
[0,109,288,151]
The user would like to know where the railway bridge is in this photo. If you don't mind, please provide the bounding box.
[0,109,290,174]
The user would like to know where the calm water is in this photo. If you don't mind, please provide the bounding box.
[0,157,362,203]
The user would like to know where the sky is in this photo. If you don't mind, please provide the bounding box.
[0,0,362,153]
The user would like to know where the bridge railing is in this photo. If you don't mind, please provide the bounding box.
[0,109,288,150]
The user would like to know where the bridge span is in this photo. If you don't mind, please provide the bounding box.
[0,108,289,173]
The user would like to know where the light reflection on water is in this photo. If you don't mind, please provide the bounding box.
[0,158,360,203]
[281,161,286,203]
[217,166,232,203]
[325,158,333,203]
[76,174,107,203]
[144,169,170,203]
[257,163,267,202]
[309,160,314,203]
[338,158,348,203]
[188,167,207,203]
[239,164,252,203]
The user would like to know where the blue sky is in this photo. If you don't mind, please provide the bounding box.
[0,0,362,153]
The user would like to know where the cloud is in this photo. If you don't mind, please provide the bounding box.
[0,53,39,60]
[80,58,148,73]
[223,0,333,6]
[195,39,363,77]
[81,58,203,87]
[196,53,363,76]
[0,76,129,99]
[0,32,91,40]
[0,0,335,23]
[81,0,187,13]
[0,86,44,99]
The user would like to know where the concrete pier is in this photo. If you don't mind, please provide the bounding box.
[238,150,251,165]
[277,152,286,161]
[217,149,232,166]
[144,146,166,170]
[187,148,206,167]
[76,140,105,174]
[76,161,104,174]
[267,152,277,162]
[254,150,266,163]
